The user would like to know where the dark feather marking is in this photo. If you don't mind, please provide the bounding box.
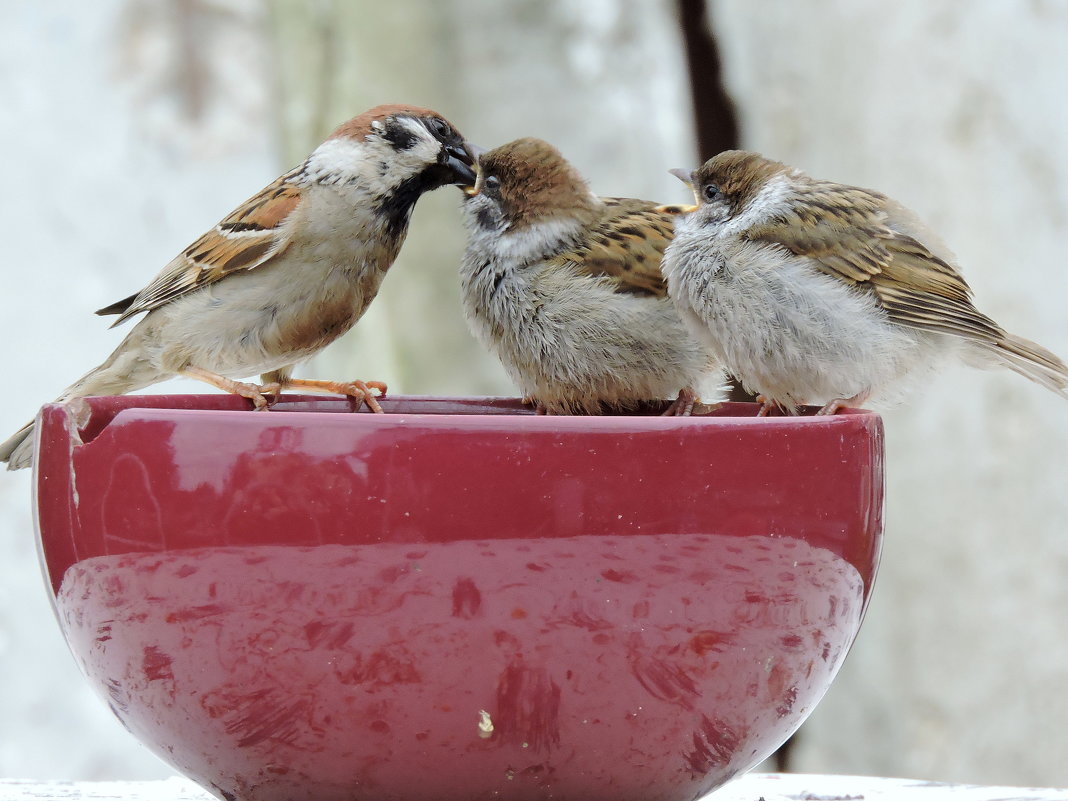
[376,167,453,239]
[220,221,267,233]
[384,122,417,151]
[475,205,497,230]
[490,271,505,299]
[95,292,139,317]
[221,240,273,272]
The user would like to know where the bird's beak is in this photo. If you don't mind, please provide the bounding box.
[669,168,694,188]
[443,141,478,187]
[459,142,485,196]
[669,168,700,205]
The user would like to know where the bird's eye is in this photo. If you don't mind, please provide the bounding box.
[703,183,721,202]
[429,118,450,138]
[483,175,501,192]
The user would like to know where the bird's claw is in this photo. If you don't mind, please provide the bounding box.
[341,380,386,414]
[661,387,698,416]
[817,399,845,415]
[230,380,271,411]
[755,395,783,417]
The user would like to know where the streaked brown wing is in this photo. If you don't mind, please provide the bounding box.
[744,181,1003,343]
[548,197,680,298]
[97,168,303,326]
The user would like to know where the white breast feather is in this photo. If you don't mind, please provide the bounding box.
[461,220,715,412]
[666,178,952,409]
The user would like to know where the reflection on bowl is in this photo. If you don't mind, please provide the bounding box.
[35,395,883,801]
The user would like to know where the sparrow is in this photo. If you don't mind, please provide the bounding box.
[0,103,476,470]
[459,137,719,415]
[663,150,1068,414]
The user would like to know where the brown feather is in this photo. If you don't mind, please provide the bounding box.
[102,169,302,327]
[476,140,679,299]
[549,198,680,298]
[477,137,598,231]
[95,292,139,317]
[744,180,999,345]
[327,104,451,140]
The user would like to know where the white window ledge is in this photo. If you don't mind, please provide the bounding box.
[2,774,1068,801]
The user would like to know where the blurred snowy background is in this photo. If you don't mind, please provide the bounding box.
[1,0,1067,786]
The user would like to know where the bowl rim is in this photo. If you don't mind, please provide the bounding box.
[42,393,881,448]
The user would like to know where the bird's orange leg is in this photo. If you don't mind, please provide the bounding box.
[661,386,699,417]
[755,394,786,417]
[817,390,871,416]
[277,377,387,414]
[181,366,272,410]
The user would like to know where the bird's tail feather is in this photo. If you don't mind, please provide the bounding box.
[1,332,161,470]
[0,421,35,471]
[56,358,151,403]
[989,333,1068,399]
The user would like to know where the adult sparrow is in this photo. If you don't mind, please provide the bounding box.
[459,137,718,415]
[0,103,476,470]
[663,150,1068,414]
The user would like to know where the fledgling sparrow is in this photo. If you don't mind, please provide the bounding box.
[0,104,476,470]
[459,137,719,415]
[663,150,1068,415]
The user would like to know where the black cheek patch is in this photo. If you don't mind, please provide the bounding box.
[385,124,417,151]
[475,205,497,230]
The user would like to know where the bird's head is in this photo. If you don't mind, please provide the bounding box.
[671,150,791,231]
[463,137,599,236]
[301,104,478,233]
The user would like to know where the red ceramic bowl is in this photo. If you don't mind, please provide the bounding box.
[34,395,883,801]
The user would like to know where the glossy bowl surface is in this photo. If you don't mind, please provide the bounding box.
[34,395,883,801]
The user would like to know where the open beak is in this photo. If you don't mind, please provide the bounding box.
[443,141,478,187]
[669,168,694,188]
[669,168,700,206]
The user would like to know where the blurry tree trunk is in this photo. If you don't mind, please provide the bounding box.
[676,0,738,159]
[264,0,697,396]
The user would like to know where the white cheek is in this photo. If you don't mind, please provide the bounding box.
[489,218,584,266]
[722,173,790,235]
[675,202,728,238]
[388,136,440,178]
[383,117,442,180]
[303,126,441,195]
[461,196,583,267]
[304,137,375,183]
[669,173,790,253]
